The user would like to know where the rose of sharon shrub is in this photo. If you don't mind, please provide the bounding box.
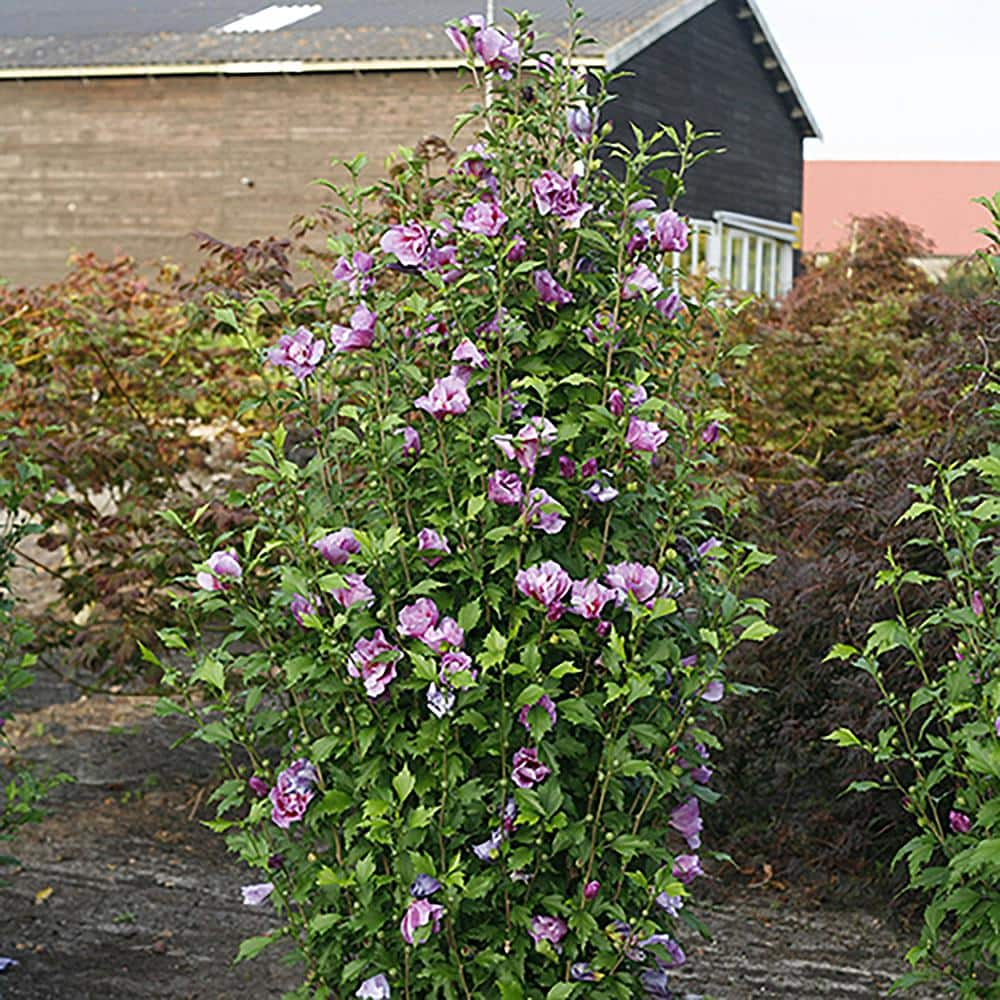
[163,8,773,997]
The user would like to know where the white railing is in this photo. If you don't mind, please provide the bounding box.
[673,210,797,298]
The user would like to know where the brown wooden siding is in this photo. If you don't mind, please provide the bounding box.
[0,70,468,286]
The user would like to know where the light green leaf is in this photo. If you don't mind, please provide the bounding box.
[393,766,415,806]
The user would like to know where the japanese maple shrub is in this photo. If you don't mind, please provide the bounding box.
[160,10,773,998]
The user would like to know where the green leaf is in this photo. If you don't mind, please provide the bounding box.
[546,986,576,1000]
[824,643,858,662]
[499,980,524,1000]
[192,656,225,692]
[824,727,861,748]
[458,599,482,633]
[467,494,487,520]
[739,619,776,642]
[235,934,276,963]
[393,765,415,806]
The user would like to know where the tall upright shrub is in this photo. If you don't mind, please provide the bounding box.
[160,10,773,997]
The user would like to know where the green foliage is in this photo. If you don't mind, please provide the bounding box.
[163,11,771,997]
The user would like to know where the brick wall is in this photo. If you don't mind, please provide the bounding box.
[0,69,469,286]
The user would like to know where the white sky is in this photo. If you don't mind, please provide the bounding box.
[755,0,1000,161]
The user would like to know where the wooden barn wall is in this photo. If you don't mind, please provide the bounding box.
[0,70,468,287]
[606,0,804,225]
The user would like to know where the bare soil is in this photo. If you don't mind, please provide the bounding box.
[1,664,948,1000]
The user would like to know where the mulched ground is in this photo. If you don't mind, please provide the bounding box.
[0,665,948,999]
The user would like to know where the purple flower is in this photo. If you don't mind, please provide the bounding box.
[269,759,318,829]
[314,528,360,566]
[701,421,720,445]
[440,650,476,687]
[608,389,625,417]
[531,170,592,228]
[445,13,485,55]
[518,694,558,730]
[529,915,568,952]
[516,561,573,611]
[628,383,649,410]
[571,963,599,982]
[511,746,551,789]
[290,593,318,627]
[585,311,621,347]
[488,469,524,505]
[399,425,421,459]
[654,292,683,322]
[450,338,489,380]
[348,630,399,698]
[605,562,660,604]
[380,221,430,267]
[584,478,619,504]
[583,880,600,901]
[701,680,724,703]
[472,827,504,862]
[248,776,269,798]
[415,375,471,419]
[685,743,713,785]
[627,416,669,454]
[400,898,445,946]
[567,105,598,143]
[398,598,439,641]
[493,417,557,475]
[639,966,674,1000]
[697,536,722,557]
[672,853,703,885]
[654,210,689,252]
[523,487,566,534]
[0,958,18,973]
[460,200,508,237]
[506,234,527,262]
[331,251,375,295]
[641,934,686,969]
[580,457,599,479]
[331,573,375,609]
[995,716,1000,737]
[569,579,616,620]
[669,797,703,850]
[426,683,456,718]
[972,590,985,616]
[241,882,274,906]
[534,268,574,306]
[330,303,376,353]
[558,455,576,479]
[623,263,663,300]
[417,527,451,566]
[472,25,520,78]
[655,892,684,917]
[356,973,391,1000]
[196,550,242,592]
[266,326,325,379]
[422,616,465,654]
[949,809,972,834]
[410,874,442,899]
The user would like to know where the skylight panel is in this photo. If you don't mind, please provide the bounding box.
[218,5,323,34]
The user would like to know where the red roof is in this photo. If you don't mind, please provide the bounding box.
[803,161,1000,256]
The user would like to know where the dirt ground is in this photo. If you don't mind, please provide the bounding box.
[0,663,948,1000]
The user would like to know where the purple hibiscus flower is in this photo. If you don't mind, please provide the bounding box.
[329,303,376,353]
[518,694,558,730]
[417,527,451,566]
[269,759,318,829]
[460,200,508,237]
[314,527,360,566]
[240,881,274,906]
[511,747,551,789]
[534,268,574,306]
[622,263,663,300]
[515,561,573,613]
[290,593,318,627]
[410,874,442,899]
[398,598,439,641]
[330,573,374,609]
[531,170,592,228]
[426,683,456,718]
[626,416,669,454]
[331,250,375,295]
[348,630,399,699]
[569,578,616,620]
[672,853,703,885]
[379,221,430,267]
[529,914,568,952]
[355,973,391,999]
[522,487,566,534]
[400,898,445,946]
[654,209,689,252]
[487,469,524,506]
[605,562,660,605]
[398,425,421,459]
[196,549,242,592]
[669,797,703,850]
[415,375,471,419]
[266,326,325,379]
[949,809,972,834]
[567,105,598,143]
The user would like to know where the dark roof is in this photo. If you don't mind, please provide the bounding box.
[0,0,819,136]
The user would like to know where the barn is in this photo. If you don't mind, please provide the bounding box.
[0,0,819,291]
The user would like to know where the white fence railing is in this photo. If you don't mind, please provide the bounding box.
[673,210,797,298]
